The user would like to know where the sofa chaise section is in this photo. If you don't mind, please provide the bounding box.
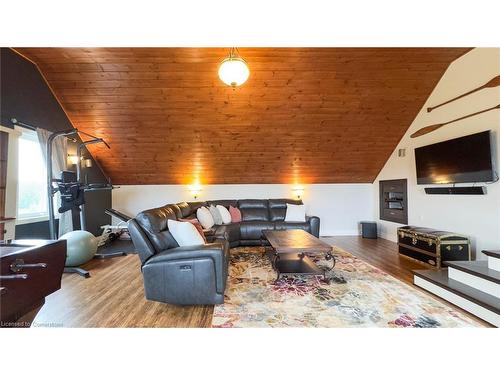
[128,198,320,305]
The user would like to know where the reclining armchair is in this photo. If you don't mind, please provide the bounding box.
[128,204,229,305]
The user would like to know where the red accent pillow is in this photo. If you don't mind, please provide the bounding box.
[179,218,206,243]
[229,205,242,223]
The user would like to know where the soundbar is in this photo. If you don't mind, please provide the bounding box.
[424,186,486,195]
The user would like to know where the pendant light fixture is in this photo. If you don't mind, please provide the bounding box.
[218,47,250,88]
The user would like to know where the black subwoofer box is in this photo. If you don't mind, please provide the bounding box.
[360,221,377,239]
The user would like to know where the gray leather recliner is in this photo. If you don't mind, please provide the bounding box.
[128,199,320,306]
[128,204,229,305]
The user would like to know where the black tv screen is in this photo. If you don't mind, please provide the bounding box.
[415,131,495,184]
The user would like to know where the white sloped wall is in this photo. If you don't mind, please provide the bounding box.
[373,48,500,259]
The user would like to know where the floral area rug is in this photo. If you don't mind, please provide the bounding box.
[211,247,482,328]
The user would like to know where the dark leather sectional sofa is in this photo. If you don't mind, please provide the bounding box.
[128,199,320,305]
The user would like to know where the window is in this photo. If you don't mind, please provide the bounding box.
[17,129,48,222]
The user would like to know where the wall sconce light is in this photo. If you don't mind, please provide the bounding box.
[188,184,202,200]
[67,154,80,165]
[292,185,305,200]
[83,158,93,168]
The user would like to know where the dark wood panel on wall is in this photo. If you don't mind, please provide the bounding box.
[14,48,470,185]
[379,179,408,224]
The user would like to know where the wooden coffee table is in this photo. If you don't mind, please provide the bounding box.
[263,229,336,282]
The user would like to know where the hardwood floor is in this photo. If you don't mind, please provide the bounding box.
[33,236,487,327]
[323,235,429,285]
[34,255,213,328]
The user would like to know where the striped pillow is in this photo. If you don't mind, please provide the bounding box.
[209,205,223,225]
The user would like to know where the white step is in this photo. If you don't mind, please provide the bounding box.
[448,267,500,298]
[414,269,500,327]
[483,250,500,272]
[488,257,500,272]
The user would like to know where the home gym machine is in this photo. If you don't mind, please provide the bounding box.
[46,128,127,277]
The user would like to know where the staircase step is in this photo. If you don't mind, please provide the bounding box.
[482,250,500,259]
[483,250,500,272]
[444,261,500,284]
[413,269,500,326]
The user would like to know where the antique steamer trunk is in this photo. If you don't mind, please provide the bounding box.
[397,226,471,268]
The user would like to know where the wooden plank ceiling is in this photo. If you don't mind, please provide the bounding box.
[15,48,469,185]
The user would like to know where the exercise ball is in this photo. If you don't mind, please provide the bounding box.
[60,230,98,266]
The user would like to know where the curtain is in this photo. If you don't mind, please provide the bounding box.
[37,128,73,237]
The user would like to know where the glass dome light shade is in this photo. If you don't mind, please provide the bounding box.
[218,57,249,87]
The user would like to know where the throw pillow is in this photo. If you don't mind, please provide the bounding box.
[229,205,242,222]
[167,219,205,247]
[216,205,232,224]
[284,203,306,222]
[208,205,223,225]
[196,206,215,229]
[179,218,207,243]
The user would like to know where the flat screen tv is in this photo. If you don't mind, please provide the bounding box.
[415,130,495,185]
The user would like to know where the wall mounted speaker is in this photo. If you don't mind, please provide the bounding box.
[424,186,486,195]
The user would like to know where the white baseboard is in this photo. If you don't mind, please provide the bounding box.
[377,230,398,243]
[414,275,500,327]
[448,267,500,298]
[320,230,361,237]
